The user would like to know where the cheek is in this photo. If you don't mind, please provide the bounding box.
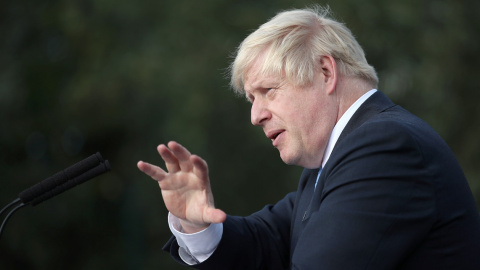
[297,104,333,145]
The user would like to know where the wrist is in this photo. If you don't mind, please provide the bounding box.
[168,212,223,264]
[179,219,210,234]
[168,212,210,234]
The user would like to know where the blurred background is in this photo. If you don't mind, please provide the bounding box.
[1,0,479,269]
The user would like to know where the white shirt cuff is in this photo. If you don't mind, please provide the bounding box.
[168,212,223,265]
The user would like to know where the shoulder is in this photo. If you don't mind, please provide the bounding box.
[323,108,447,191]
[322,104,463,197]
[339,105,447,159]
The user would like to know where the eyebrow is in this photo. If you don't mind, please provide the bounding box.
[243,72,283,103]
[247,77,280,93]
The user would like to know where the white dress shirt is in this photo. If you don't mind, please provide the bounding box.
[169,89,378,265]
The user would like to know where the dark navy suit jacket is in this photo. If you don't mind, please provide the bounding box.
[164,91,480,269]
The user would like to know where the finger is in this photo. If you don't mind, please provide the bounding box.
[137,161,167,181]
[168,141,194,172]
[191,155,209,180]
[157,144,180,172]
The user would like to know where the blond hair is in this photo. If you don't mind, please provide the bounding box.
[229,6,378,94]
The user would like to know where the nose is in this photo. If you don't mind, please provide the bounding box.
[251,99,271,126]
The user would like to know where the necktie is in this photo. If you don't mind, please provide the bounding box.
[314,167,323,191]
[302,167,324,221]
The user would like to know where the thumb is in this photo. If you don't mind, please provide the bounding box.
[204,207,227,224]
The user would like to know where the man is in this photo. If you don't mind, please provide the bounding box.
[137,6,480,270]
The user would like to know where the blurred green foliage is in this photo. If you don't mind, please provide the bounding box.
[1,0,479,269]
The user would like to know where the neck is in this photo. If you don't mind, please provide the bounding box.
[334,76,373,122]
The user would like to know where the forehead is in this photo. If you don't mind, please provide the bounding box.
[244,72,281,92]
[243,51,282,93]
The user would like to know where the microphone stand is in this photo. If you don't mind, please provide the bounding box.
[0,199,26,239]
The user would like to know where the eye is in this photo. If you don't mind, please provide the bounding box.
[265,88,276,98]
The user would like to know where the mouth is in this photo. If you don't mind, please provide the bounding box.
[266,129,285,145]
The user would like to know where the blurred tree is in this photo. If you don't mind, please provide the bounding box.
[0,0,478,269]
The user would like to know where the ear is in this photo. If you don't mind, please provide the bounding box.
[318,55,338,95]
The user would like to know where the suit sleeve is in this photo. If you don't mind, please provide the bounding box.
[291,120,437,270]
[164,191,296,270]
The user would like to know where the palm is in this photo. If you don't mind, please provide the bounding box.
[137,141,226,232]
[161,171,211,220]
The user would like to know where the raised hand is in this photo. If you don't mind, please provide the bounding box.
[137,141,226,233]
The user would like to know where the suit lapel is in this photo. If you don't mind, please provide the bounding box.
[315,91,396,196]
[290,91,397,257]
[290,168,319,250]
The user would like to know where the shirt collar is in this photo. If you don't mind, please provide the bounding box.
[321,89,377,168]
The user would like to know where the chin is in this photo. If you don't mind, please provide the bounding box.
[279,151,300,166]
[280,151,321,169]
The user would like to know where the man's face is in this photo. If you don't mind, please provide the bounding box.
[243,52,339,169]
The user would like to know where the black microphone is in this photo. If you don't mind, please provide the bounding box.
[0,152,112,240]
[30,160,111,206]
[18,152,104,205]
